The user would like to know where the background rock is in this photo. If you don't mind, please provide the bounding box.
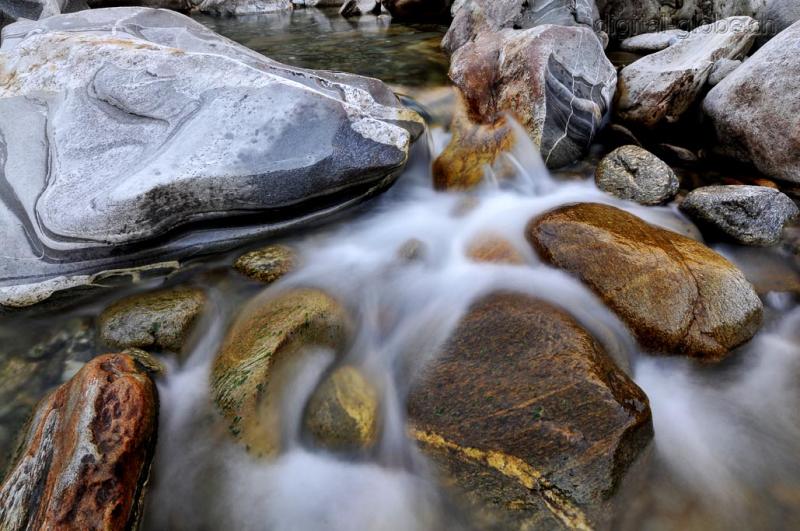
[595,145,679,205]
[449,25,616,169]
[381,0,451,22]
[194,0,292,15]
[680,185,799,246]
[620,30,688,53]
[408,292,652,528]
[704,20,800,184]
[527,203,763,361]
[234,244,297,284]
[617,17,759,127]
[0,354,158,531]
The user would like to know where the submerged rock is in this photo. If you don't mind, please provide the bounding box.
[703,20,800,184]
[0,8,423,309]
[211,288,350,457]
[449,25,616,169]
[617,17,759,127]
[465,233,526,264]
[233,244,297,284]
[620,30,688,53]
[303,365,380,451]
[595,145,679,205]
[408,292,652,529]
[98,286,207,353]
[680,186,799,246]
[0,354,158,531]
[444,0,600,54]
[527,203,763,361]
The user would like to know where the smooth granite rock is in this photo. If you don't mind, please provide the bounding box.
[595,145,679,205]
[704,20,800,183]
[448,25,616,169]
[194,0,291,15]
[707,58,742,85]
[680,185,799,246]
[617,16,759,127]
[0,8,423,309]
[0,0,87,29]
[340,0,379,17]
[444,0,600,54]
[527,203,763,361]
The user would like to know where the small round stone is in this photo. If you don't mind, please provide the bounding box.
[595,145,679,205]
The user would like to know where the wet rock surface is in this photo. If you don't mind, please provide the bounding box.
[194,0,291,15]
[617,17,759,127]
[211,288,351,457]
[233,244,297,284]
[704,20,800,184]
[303,365,380,451]
[0,353,158,531]
[680,185,799,246]
[408,292,653,528]
[527,203,763,360]
[595,145,679,205]
[448,24,616,169]
[98,287,207,353]
[465,234,526,264]
[0,7,422,309]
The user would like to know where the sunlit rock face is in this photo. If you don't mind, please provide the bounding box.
[444,0,600,54]
[448,25,616,169]
[0,7,423,309]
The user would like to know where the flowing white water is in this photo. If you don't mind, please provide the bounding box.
[141,121,800,530]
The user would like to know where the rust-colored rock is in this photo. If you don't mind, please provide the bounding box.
[433,98,514,191]
[233,244,297,284]
[466,233,526,265]
[407,292,653,528]
[527,203,763,360]
[0,354,158,531]
[211,288,350,457]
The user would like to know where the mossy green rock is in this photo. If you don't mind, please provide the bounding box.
[304,365,380,451]
[407,292,653,529]
[211,288,350,457]
[98,287,207,353]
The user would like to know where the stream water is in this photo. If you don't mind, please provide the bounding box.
[1,7,799,531]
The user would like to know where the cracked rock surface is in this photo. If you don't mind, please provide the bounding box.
[527,203,763,361]
[595,145,679,205]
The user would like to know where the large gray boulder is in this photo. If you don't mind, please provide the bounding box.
[680,185,799,246]
[448,24,616,168]
[617,16,759,127]
[194,0,291,15]
[704,20,800,184]
[0,8,423,309]
[443,0,600,54]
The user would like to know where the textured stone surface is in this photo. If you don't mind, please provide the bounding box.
[707,58,742,85]
[98,287,207,352]
[527,203,763,360]
[408,292,653,528]
[0,354,158,531]
[617,17,759,127]
[0,8,423,309]
[620,30,688,53]
[680,185,799,246]
[444,0,600,54]
[233,244,297,284]
[194,0,291,15]
[304,365,379,450]
[340,0,379,17]
[704,21,800,184]
[449,25,616,169]
[595,145,679,205]
[211,288,350,457]
[0,0,87,28]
